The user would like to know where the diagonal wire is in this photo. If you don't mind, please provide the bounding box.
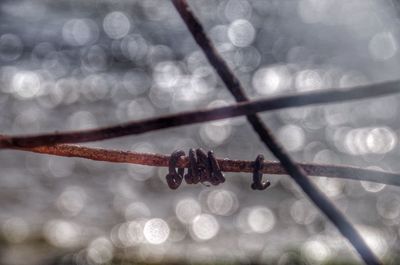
[171,0,381,264]
[1,80,400,148]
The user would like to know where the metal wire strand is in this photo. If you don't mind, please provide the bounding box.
[171,1,381,264]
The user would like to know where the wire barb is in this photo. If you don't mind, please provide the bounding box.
[251,155,270,190]
[166,150,186,189]
[167,149,226,189]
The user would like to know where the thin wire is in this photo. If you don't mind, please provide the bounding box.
[1,79,400,148]
[9,143,400,186]
[171,1,381,264]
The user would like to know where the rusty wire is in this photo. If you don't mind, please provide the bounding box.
[10,144,400,186]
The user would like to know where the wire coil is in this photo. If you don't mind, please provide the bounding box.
[166,149,270,190]
[166,148,225,189]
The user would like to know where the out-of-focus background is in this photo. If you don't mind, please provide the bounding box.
[1,0,400,264]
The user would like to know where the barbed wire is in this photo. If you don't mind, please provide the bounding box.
[9,143,400,186]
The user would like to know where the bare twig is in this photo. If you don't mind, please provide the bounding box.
[1,80,400,148]
[171,1,381,264]
[11,144,400,186]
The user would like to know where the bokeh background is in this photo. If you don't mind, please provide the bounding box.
[0,0,400,264]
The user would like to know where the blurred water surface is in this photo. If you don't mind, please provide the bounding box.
[1,0,400,264]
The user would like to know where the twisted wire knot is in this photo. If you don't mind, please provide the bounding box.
[165,150,270,191]
[166,148,225,189]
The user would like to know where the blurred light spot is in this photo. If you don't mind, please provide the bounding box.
[277,124,305,152]
[200,100,233,146]
[0,33,23,62]
[359,226,388,258]
[62,19,99,46]
[142,0,170,21]
[361,181,385,193]
[81,74,109,101]
[236,208,252,233]
[185,245,216,263]
[191,66,217,95]
[344,127,396,155]
[234,46,261,72]
[369,32,397,61]
[153,61,181,92]
[11,71,42,99]
[368,97,398,120]
[12,107,43,133]
[67,111,97,130]
[315,177,343,198]
[55,77,79,104]
[138,244,167,263]
[200,122,232,147]
[313,149,340,164]
[298,0,331,24]
[167,218,187,242]
[42,51,70,78]
[186,50,208,73]
[103,11,131,39]
[224,0,252,21]
[82,45,108,72]
[228,19,255,47]
[252,65,291,95]
[366,127,396,154]
[324,106,349,126]
[121,34,148,61]
[2,217,29,243]
[31,42,55,63]
[207,189,238,216]
[112,220,146,247]
[56,186,87,216]
[290,199,318,225]
[143,218,170,245]
[123,69,151,96]
[125,202,151,220]
[376,193,400,220]
[127,97,155,119]
[175,198,201,224]
[344,128,368,155]
[47,156,75,178]
[147,44,173,66]
[191,214,219,241]
[247,206,275,233]
[44,220,81,248]
[301,240,331,263]
[87,237,114,264]
[295,69,323,91]
[209,25,229,45]
[3,1,46,21]
[339,72,367,88]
